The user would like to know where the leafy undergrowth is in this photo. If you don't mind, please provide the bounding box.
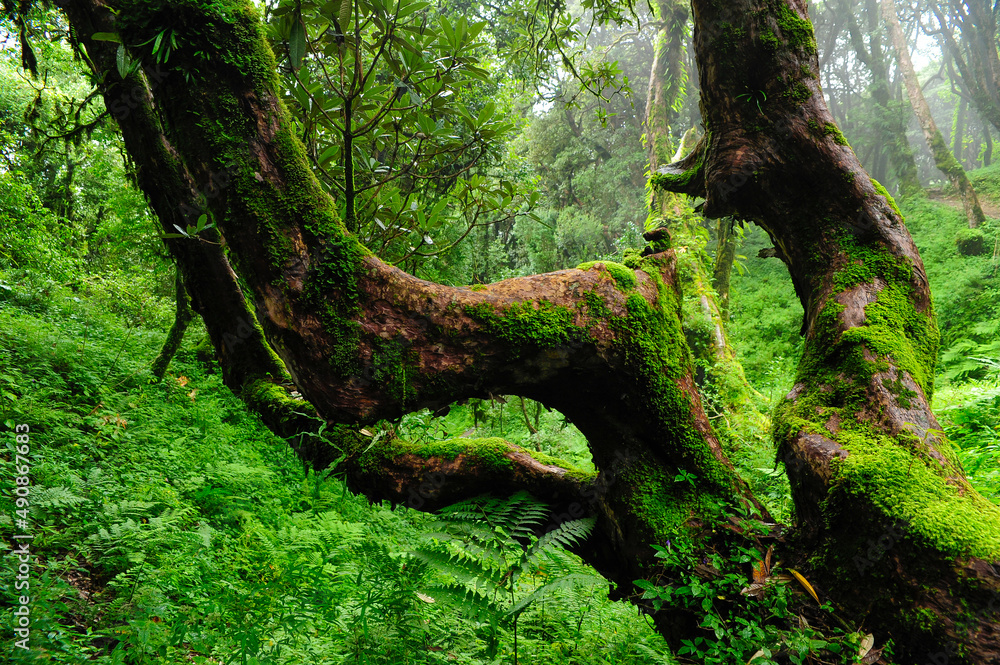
[0,275,672,664]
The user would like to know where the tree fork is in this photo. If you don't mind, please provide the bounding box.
[57,0,777,635]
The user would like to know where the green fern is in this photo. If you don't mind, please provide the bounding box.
[414,491,599,661]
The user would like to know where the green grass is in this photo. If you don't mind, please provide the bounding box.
[0,271,671,664]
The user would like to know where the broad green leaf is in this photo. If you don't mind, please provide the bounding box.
[116,44,132,79]
[338,0,352,28]
[289,19,307,69]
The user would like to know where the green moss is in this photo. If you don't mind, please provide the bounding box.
[583,291,612,320]
[824,122,850,146]
[832,231,912,292]
[240,378,302,426]
[840,282,938,397]
[831,430,1000,560]
[869,178,903,219]
[465,300,585,352]
[577,260,638,291]
[606,265,735,494]
[620,457,702,544]
[783,81,811,104]
[773,0,817,55]
[649,138,706,195]
[358,436,514,472]
[469,284,487,292]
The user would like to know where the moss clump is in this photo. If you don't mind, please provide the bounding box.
[783,81,811,104]
[620,456,704,544]
[840,283,938,397]
[869,178,903,219]
[773,0,817,55]
[305,235,369,375]
[469,284,488,292]
[831,430,1000,560]
[583,291,612,320]
[577,261,638,291]
[607,266,736,494]
[465,300,585,351]
[824,122,850,146]
[955,228,988,256]
[832,230,913,292]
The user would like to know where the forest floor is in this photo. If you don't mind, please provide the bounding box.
[926,187,1000,218]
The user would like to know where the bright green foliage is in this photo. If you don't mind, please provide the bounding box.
[0,270,671,664]
[636,542,863,665]
[414,492,601,662]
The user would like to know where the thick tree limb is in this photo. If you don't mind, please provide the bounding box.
[686,0,1000,660]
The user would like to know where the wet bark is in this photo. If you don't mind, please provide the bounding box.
[644,2,759,420]
[880,0,986,227]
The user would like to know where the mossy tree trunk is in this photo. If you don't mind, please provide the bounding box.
[880,0,986,227]
[54,0,337,467]
[150,268,193,380]
[60,0,772,641]
[644,1,760,422]
[655,0,1000,660]
[58,0,1000,660]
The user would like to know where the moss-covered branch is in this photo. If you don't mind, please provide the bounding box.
[689,0,1000,660]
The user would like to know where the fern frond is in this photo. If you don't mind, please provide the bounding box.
[529,517,595,561]
[507,572,603,616]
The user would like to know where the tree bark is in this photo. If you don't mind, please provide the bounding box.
[57,0,1000,661]
[53,0,339,467]
[880,0,986,227]
[644,1,761,423]
[150,268,193,380]
[654,0,1000,660]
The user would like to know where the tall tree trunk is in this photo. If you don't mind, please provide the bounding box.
[954,94,968,166]
[656,0,1000,660]
[151,268,193,380]
[57,0,1000,660]
[645,0,761,425]
[881,0,986,227]
[712,217,736,318]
